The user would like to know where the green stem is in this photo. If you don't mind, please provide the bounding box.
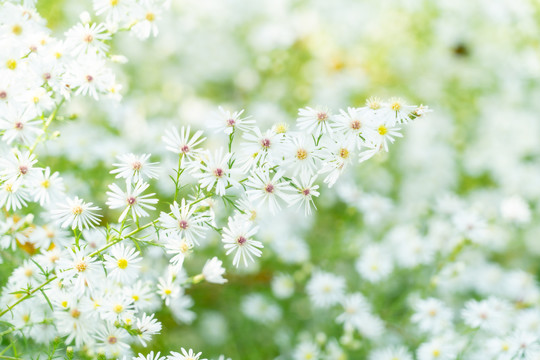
[29,98,65,154]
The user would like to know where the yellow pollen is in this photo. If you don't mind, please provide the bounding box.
[75,261,87,272]
[24,268,33,277]
[110,0,119,5]
[113,304,123,313]
[164,288,172,295]
[339,148,349,159]
[432,349,440,357]
[5,184,13,193]
[132,295,139,301]
[33,96,40,103]
[275,123,288,134]
[296,148,308,160]
[93,301,100,309]
[305,353,314,360]
[41,180,50,188]
[6,59,17,70]
[249,210,257,221]
[61,300,68,308]
[55,52,62,59]
[146,12,155,21]
[70,308,81,318]
[502,344,509,351]
[22,314,30,323]
[378,125,388,135]
[391,102,401,111]
[367,98,381,110]
[72,205,83,215]
[14,293,22,299]
[180,242,190,253]
[428,309,437,316]
[12,24,22,35]
[117,258,128,269]
[251,152,258,159]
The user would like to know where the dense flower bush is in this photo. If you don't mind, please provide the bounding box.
[1,0,540,359]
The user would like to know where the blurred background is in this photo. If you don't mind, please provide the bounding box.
[30,0,540,358]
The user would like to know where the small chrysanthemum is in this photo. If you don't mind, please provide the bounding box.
[51,196,102,230]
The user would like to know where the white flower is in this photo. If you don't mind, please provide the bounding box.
[64,22,111,56]
[167,348,206,360]
[242,293,282,323]
[110,153,160,183]
[164,234,192,268]
[239,127,282,170]
[193,148,236,197]
[369,346,413,360]
[0,105,42,145]
[30,167,65,206]
[202,257,227,284]
[104,244,142,284]
[293,341,320,360]
[65,53,115,100]
[51,196,102,230]
[130,1,164,40]
[355,244,394,283]
[245,169,292,215]
[94,324,130,358]
[133,351,167,360]
[411,298,453,334]
[157,275,180,306]
[159,199,209,246]
[297,106,333,136]
[282,133,320,177]
[56,249,102,293]
[0,150,40,182]
[271,273,294,299]
[208,106,255,135]
[106,180,158,222]
[0,179,29,211]
[136,313,162,347]
[289,173,319,215]
[222,214,262,267]
[306,271,346,308]
[162,126,205,160]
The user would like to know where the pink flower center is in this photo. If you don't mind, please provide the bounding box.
[83,34,93,43]
[107,336,117,344]
[180,144,190,153]
[43,72,51,81]
[127,196,137,205]
[226,118,236,127]
[302,188,310,196]
[317,112,328,122]
[260,138,271,149]
[14,121,23,130]
[236,236,247,245]
[85,74,93,82]
[132,161,142,170]
[265,183,274,193]
[214,168,224,178]
[178,220,189,229]
[18,165,28,175]
[0,91,6,99]
[351,120,361,130]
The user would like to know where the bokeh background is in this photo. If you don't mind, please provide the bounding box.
[12,0,540,358]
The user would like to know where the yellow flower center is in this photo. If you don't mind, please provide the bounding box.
[5,184,13,193]
[41,180,50,188]
[391,101,401,111]
[72,205,83,215]
[432,349,440,357]
[61,300,68,308]
[70,308,81,318]
[339,148,349,159]
[22,314,30,323]
[378,125,388,135]
[164,288,172,295]
[12,24,22,35]
[6,59,17,70]
[110,0,119,5]
[117,258,128,269]
[113,304,123,313]
[146,12,155,21]
[75,261,87,272]
[275,123,288,134]
[296,148,308,160]
[132,295,139,301]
